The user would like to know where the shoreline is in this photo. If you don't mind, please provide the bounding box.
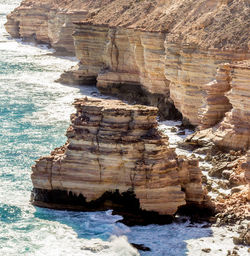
[1,0,249,255]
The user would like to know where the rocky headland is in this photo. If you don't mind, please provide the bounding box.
[5,0,249,246]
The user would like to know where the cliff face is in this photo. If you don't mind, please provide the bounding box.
[61,24,179,120]
[211,61,250,150]
[5,0,111,55]
[6,0,250,150]
[190,61,250,150]
[165,46,248,126]
[31,98,206,219]
[6,0,249,223]
[59,0,249,141]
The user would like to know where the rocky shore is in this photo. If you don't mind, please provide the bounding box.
[4,0,250,253]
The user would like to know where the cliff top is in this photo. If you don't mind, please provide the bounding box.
[9,0,250,50]
[73,97,158,112]
[80,0,249,50]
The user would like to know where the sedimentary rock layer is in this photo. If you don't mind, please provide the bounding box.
[5,0,108,54]
[6,0,250,150]
[189,61,250,150]
[164,45,249,126]
[60,23,181,120]
[32,98,206,216]
[211,61,250,150]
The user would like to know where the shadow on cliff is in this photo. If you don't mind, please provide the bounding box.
[33,206,213,255]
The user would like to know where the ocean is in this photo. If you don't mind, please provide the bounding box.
[0,1,248,255]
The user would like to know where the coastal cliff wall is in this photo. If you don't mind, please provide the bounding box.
[4,0,109,55]
[5,0,249,223]
[5,0,250,151]
[59,0,249,146]
[60,24,179,120]
[31,98,206,220]
[190,61,250,150]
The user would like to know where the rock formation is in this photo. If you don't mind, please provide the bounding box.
[188,60,250,150]
[59,0,249,136]
[5,0,249,223]
[31,97,207,222]
[5,0,112,55]
[6,1,249,141]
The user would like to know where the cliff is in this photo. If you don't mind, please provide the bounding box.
[189,60,250,150]
[60,0,250,144]
[31,98,207,223]
[5,0,112,55]
[5,0,249,224]
[5,1,249,147]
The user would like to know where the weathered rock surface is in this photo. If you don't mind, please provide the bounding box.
[211,61,250,150]
[5,0,109,55]
[31,98,206,219]
[6,0,249,135]
[59,23,181,120]
[60,0,249,131]
[5,0,249,224]
[188,60,250,150]
[243,151,250,201]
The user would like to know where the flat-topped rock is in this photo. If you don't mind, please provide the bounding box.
[31,97,207,223]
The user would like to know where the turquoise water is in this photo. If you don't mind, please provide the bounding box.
[1,1,249,256]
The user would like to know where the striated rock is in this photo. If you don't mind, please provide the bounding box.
[165,45,248,126]
[48,10,88,55]
[4,0,111,55]
[59,23,181,120]
[31,98,206,220]
[211,61,250,150]
[6,0,249,133]
[189,61,250,150]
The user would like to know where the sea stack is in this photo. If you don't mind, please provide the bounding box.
[31,97,207,224]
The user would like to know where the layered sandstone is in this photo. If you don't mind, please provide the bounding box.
[60,23,179,120]
[164,46,248,126]
[60,0,249,130]
[211,61,250,150]
[6,0,249,132]
[5,0,113,54]
[31,98,206,217]
[189,60,250,150]
[62,23,249,126]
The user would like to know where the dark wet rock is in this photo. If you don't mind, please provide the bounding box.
[177,130,185,135]
[202,248,211,253]
[222,170,233,180]
[202,175,208,184]
[131,243,151,252]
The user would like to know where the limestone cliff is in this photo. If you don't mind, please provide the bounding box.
[6,0,250,150]
[59,0,249,146]
[31,98,207,221]
[6,0,249,224]
[5,0,110,55]
[189,60,250,150]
